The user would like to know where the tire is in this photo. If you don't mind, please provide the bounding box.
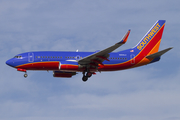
[24,74,28,78]
[82,76,88,82]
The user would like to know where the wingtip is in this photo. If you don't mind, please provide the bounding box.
[120,29,131,44]
[116,30,131,44]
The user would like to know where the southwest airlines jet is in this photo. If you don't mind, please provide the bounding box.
[6,20,172,82]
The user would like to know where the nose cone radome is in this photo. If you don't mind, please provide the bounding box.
[6,59,15,67]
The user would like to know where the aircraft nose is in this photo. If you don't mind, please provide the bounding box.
[6,59,15,67]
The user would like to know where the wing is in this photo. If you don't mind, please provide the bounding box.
[78,30,131,66]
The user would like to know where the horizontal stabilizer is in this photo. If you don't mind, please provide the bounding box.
[146,47,173,59]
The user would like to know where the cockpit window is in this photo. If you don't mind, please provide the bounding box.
[14,56,22,59]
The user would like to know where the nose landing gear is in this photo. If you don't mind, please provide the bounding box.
[24,73,28,78]
[17,68,28,78]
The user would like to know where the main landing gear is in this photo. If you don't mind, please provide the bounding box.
[82,71,92,82]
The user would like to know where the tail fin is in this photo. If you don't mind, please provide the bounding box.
[134,20,166,55]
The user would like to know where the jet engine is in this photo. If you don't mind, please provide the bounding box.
[53,71,77,78]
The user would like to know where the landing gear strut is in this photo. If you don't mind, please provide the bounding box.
[17,68,28,78]
[82,70,92,82]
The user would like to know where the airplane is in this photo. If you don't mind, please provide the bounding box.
[6,20,172,82]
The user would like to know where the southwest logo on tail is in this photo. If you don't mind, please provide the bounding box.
[137,21,162,51]
[6,20,172,82]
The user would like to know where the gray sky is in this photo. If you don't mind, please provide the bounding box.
[0,0,180,120]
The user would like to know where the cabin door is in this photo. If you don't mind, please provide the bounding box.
[28,52,34,62]
[130,54,135,64]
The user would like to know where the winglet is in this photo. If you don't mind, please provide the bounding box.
[118,29,131,44]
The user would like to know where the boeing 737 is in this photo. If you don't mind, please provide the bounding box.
[6,20,172,82]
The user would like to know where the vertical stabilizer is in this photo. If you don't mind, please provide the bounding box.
[134,20,166,55]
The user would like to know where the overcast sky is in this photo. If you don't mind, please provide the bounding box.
[0,0,180,120]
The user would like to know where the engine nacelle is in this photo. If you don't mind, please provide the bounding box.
[53,71,76,78]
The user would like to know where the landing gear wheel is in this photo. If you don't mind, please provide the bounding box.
[82,76,88,82]
[24,73,28,78]
[82,69,92,82]
[86,72,92,78]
